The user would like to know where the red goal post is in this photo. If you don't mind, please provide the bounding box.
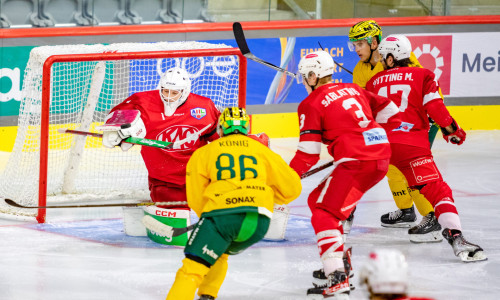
[0,43,247,223]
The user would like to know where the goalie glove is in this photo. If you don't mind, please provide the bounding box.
[97,110,146,151]
[248,132,270,147]
[440,118,466,145]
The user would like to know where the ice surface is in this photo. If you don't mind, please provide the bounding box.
[1,131,499,300]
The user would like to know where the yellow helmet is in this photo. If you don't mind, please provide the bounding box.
[348,20,383,45]
[218,107,250,136]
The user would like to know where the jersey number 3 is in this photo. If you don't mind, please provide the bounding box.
[216,153,258,180]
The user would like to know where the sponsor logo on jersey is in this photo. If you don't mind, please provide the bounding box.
[410,157,440,183]
[362,128,388,145]
[202,244,219,260]
[191,108,207,120]
[225,196,255,205]
[393,122,414,132]
[407,35,452,95]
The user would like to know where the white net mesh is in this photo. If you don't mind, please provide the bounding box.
[0,41,243,221]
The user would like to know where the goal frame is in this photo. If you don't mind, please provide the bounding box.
[37,48,247,223]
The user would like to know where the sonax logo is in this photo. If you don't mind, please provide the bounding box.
[408,35,452,95]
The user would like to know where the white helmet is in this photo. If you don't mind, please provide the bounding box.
[298,51,334,80]
[359,249,408,295]
[159,67,191,116]
[378,34,412,61]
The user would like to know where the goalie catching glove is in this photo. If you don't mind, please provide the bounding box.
[98,110,146,151]
[441,118,466,145]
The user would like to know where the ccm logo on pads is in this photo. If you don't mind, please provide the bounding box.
[155,210,177,217]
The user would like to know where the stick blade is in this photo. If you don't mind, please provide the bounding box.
[232,22,250,55]
[142,215,174,238]
[4,199,26,208]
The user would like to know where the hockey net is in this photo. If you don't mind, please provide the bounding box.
[0,41,246,223]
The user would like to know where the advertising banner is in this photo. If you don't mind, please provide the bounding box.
[450,32,500,97]
[0,32,499,118]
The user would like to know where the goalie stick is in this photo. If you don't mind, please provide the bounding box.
[5,160,335,210]
[59,122,212,150]
[233,22,299,79]
[59,128,172,149]
[4,198,187,209]
[142,215,196,238]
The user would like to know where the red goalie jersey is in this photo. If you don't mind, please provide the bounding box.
[290,83,401,176]
[110,90,220,185]
[366,67,453,148]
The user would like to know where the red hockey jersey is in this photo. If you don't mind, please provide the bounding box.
[366,67,453,149]
[110,90,220,185]
[290,83,400,176]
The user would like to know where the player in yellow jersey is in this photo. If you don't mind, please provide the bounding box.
[166,107,302,300]
[347,20,441,243]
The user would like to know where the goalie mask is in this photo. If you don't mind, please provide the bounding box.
[359,249,408,296]
[298,50,334,91]
[159,67,191,116]
[378,34,412,61]
[218,107,250,136]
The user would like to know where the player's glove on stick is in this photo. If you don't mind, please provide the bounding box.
[98,110,147,151]
[441,118,466,145]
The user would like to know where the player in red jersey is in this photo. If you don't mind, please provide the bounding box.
[289,50,401,299]
[99,67,221,242]
[360,249,436,300]
[366,35,486,263]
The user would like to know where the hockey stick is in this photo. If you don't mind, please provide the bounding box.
[59,128,173,149]
[233,22,298,79]
[300,161,334,179]
[4,198,187,209]
[142,215,196,238]
[318,42,353,75]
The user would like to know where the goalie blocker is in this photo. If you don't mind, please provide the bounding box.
[97,109,146,151]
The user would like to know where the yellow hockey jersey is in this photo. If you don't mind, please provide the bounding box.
[353,52,422,89]
[186,134,302,218]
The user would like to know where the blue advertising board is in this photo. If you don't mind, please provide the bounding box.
[204,35,360,105]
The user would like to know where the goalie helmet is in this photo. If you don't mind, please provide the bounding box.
[159,67,191,116]
[348,20,382,44]
[298,51,334,80]
[218,107,250,136]
[359,249,408,295]
[378,34,412,61]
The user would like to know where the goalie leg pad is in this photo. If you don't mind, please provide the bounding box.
[143,206,190,246]
[123,206,148,236]
[263,204,290,241]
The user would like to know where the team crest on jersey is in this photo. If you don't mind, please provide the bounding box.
[191,108,207,120]
[393,122,414,132]
[156,125,199,152]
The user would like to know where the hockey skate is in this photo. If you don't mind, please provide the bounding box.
[307,270,351,299]
[380,205,416,228]
[312,248,353,288]
[442,229,487,262]
[408,212,443,243]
